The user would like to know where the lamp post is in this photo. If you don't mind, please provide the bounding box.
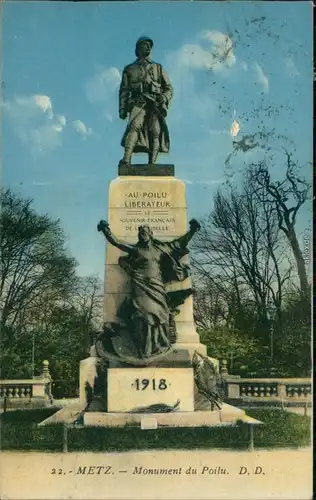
[266,304,276,365]
[31,327,35,378]
[270,321,274,364]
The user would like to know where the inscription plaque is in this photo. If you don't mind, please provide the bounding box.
[107,368,194,412]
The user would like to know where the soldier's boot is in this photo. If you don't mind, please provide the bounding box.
[120,151,132,165]
[148,138,160,164]
[120,145,134,164]
[120,130,138,164]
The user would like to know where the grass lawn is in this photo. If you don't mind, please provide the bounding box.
[0,407,311,452]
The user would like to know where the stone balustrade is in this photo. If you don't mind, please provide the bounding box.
[0,361,53,409]
[0,382,34,399]
[223,377,311,404]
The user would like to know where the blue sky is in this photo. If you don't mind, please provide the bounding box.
[2,1,313,277]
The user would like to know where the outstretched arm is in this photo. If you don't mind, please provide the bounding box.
[97,220,135,254]
[170,219,201,248]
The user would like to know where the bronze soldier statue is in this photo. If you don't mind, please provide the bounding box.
[119,36,173,165]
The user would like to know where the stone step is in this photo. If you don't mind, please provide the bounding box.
[38,403,86,426]
[83,403,258,428]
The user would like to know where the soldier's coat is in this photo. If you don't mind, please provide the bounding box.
[119,57,173,153]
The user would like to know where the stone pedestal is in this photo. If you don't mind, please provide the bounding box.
[78,165,220,418]
[104,171,205,354]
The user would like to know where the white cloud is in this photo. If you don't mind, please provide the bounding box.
[33,95,53,116]
[172,30,236,74]
[9,94,54,119]
[254,62,269,92]
[85,66,121,103]
[52,123,63,132]
[56,114,66,126]
[28,124,63,153]
[166,58,216,127]
[285,57,299,78]
[165,30,236,129]
[73,119,93,138]
[3,94,66,155]
[241,61,248,71]
[200,30,236,69]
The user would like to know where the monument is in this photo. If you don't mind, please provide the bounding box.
[82,35,233,424]
[41,37,257,428]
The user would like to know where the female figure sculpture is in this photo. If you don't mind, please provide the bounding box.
[97,219,200,361]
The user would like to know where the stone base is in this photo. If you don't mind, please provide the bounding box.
[118,163,174,176]
[79,349,220,410]
[83,403,260,427]
[38,400,261,429]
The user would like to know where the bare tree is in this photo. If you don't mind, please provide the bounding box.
[191,168,293,339]
[192,280,228,330]
[249,151,311,298]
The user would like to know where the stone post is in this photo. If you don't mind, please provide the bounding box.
[42,360,53,402]
[42,360,50,379]
[277,383,287,400]
[227,382,241,399]
[220,359,229,377]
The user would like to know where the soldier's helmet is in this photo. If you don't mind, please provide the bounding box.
[135,36,154,56]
